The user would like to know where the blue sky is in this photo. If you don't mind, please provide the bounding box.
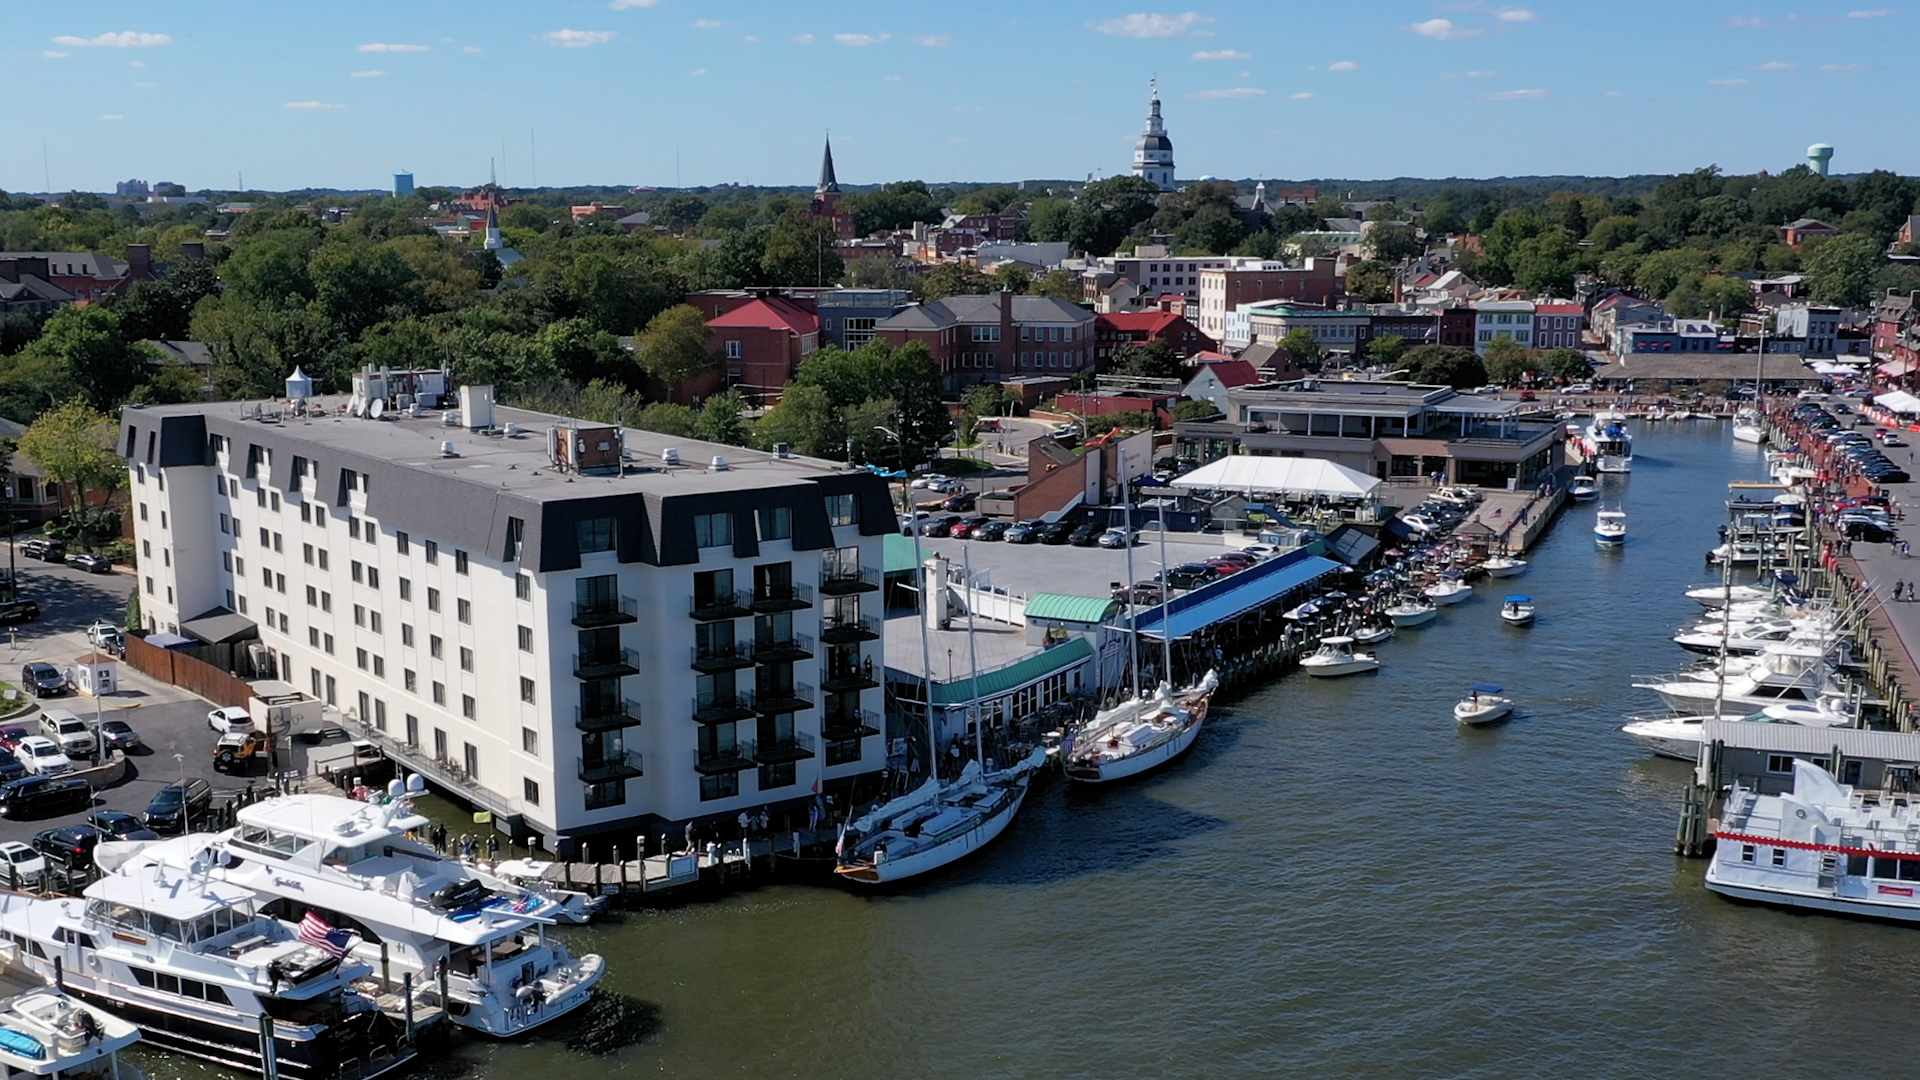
[7,1,1912,194]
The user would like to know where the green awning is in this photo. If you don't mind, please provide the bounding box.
[1023,592,1120,626]
[884,533,922,575]
[929,637,1093,707]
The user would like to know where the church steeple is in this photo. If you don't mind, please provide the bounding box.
[817,136,841,195]
[1131,80,1176,192]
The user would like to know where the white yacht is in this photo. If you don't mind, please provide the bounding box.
[1387,599,1438,627]
[113,787,605,1038]
[1594,510,1627,547]
[1634,645,1845,712]
[1567,476,1599,501]
[1061,671,1218,782]
[835,749,1048,884]
[0,866,410,1080]
[1685,582,1779,608]
[1351,625,1393,645]
[1423,575,1472,606]
[1672,617,1805,655]
[1300,637,1379,678]
[1482,555,1528,578]
[0,939,144,1080]
[1707,758,1920,922]
[1620,699,1853,761]
[1731,408,1768,444]
[1583,410,1633,472]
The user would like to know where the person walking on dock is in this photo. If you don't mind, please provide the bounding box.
[1896,582,1905,603]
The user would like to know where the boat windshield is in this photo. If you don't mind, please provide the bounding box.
[231,824,317,859]
[84,898,253,942]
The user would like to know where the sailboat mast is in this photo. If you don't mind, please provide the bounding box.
[1158,497,1174,684]
[963,544,984,769]
[1120,448,1140,702]
[903,459,939,790]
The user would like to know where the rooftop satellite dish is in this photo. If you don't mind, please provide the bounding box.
[369,399,386,420]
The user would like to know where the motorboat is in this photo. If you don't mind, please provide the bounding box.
[1732,408,1768,444]
[1454,684,1514,726]
[1685,582,1780,608]
[1300,637,1380,678]
[1705,758,1920,923]
[1582,409,1634,473]
[1672,617,1801,655]
[0,864,412,1080]
[1499,595,1535,626]
[837,748,1050,882]
[1063,671,1218,781]
[0,938,145,1080]
[1568,476,1599,501]
[472,859,610,925]
[1594,510,1627,547]
[1620,699,1854,761]
[1634,645,1846,712]
[1424,574,1473,606]
[1482,555,1528,578]
[1351,625,1394,645]
[1386,599,1439,627]
[108,784,606,1038]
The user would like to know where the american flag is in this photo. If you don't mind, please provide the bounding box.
[511,893,538,914]
[297,912,356,958]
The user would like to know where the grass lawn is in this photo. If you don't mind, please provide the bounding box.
[939,456,995,475]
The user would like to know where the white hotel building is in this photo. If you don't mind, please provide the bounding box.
[120,392,893,851]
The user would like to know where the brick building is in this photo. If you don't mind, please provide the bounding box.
[1195,259,1340,345]
[874,292,1095,390]
[1093,311,1218,367]
[708,297,820,398]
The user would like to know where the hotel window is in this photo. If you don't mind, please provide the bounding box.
[427,587,440,612]
[404,669,417,693]
[462,695,476,720]
[430,634,443,659]
[523,779,541,806]
[522,727,539,755]
[432,682,446,706]
[399,578,412,601]
[519,625,533,652]
[825,493,857,527]
[694,512,733,549]
[587,780,627,810]
[457,598,471,624]
[401,624,414,647]
[455,550,469,575]
[516,573,532,601]
[520,677,535,704]
[424,540,438,564]
[577,518,616,554]
[395,531,410,555]
[758,506,792,541]
[459,646,473,672]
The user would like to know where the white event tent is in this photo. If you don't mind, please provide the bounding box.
[1874,390,1920,415]
[1169,456,1382,498]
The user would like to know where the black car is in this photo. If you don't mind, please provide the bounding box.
[32,824,100,871]
[1068,521,1104,546]
[1039,519,1078,545]
[21,662,65,698]
[88,809,160,842]
[0,748,24,783]
[19,539,64,562]
[941,492,977,512]
[0,601,40,626]
[1845,519,1898,542]
[64,553,112,574]
[144,778,213,834]
[922,515,961,538]
[1166,562,1223,590]
[975,520,1010,542]
[0,776,91,819]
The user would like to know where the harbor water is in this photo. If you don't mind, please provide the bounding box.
[140,422,1920,1080]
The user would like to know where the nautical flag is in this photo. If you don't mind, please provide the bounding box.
[297,912,356,958]
[834,822,847,858]
[472,811,493,825]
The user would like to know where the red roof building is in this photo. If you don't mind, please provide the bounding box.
[708,297,821,398]
[1094,311,1218,367]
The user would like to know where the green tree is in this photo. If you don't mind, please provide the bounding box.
[695,390,751,446]
[1278,328,1321,370]
[18,400,123,513]
[1111,338,1184,379]
[310,241,423,339]
[1171,398,1222,421]
[221,226,323,304]
[1029,269,1081,300]
[1172,207,1245,255]
[1539,348,1590,382]
[530,318,633,386]
[109,261,221,342]
[1508,227,1580,296]
[1365,333,1407,369]
[1401,345,1486,389]
[634,304,717,389]
[1481,337,1530,385]
[1344,261,1394,304]
[0,305,157,415]
[1634,247,1713,298]
[754,383,838,458]
[634,401,700,437]
[761,211,844,286]
[920,262,996,301]
[1064,176,1162,256]
[1803,232,1885,307]
[1364,222,1423,263]
[848,180,943,235]
[1586,215,1641,251]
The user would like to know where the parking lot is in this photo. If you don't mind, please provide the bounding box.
[0,538,260,846]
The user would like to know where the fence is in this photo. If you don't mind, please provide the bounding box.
[124,633,254,706]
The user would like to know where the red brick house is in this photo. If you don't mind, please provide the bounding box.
[707,297,820,399]
[1094,311,1218,367]
[1780,218,1839,249]
[0,245,153,302]
[1438,304,1476,349]
[874,292,1094,390]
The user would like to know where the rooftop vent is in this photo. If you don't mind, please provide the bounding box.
[504,422,523,438]
[440,440,458,458]
[711,455,729,471]
[662,448,681,466]
[441,411,459,427]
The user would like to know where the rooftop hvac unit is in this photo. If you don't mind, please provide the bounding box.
[440,440,457,458]
[459,384,495,430]
[774,442,792,458]
[442,411,459,426]
[662,448,681,466]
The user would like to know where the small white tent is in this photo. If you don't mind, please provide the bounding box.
[1875,390,1920,415]
[1169,456,1382,498]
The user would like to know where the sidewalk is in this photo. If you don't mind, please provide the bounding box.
[2,624,206,713]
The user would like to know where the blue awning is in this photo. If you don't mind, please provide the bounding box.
[1134,550,1344,641]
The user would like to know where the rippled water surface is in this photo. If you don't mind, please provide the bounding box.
[138,424,1920,1080]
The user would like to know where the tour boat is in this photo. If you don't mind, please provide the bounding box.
[1300,636,1380,678]
[0,865,413,1080]
[0,938,145,1080]
[1568,476,1599,501]
[835,749,1049,883]
[1483,555,1528,578]
[1387,599,1439,627]
[1454,684,1514,726]
[1706,758,1920,923]
[111,784,606,1038]
[1582,410,1634,473]
[1594,510,1627,547]
[1620,699,1853,761]
[1351,625,1394,645]
[1499,595,1535,626]
[1634,645,1845,713]
[1424,574,1473,606]
[1061,671,1218,781]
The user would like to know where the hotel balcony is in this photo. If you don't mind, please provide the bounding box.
[573,647,638,679]
[689,589,753,621]
[747,631,814,665]
[691,641,754,674]
[818,612,880,646]
[822,708,882,740]
[571,595,639,628]
[751,682,815,715]
[751,581,814,614]
[820,663,879,694]
[577,749,645,783]
[692,692,755,725]
[575,700,643,733]
[752,731,817,765]
[694,742,757,775]
[819,565,881,596]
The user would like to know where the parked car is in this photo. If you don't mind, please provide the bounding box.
[1096,527,1135,549]
[89,809,160,842]
[0,776,90,819]
[941,492,977,512]
[1238,544,1282,561]
[1563,383,1593,394]
[19,539,65,562]
[0,748,24,782]
[143,778,213,834]
[1039,520,1078,545]
[1518,390,1538,402]
[922,515,962,538]
[1202,559,1247,575]
[87,623,125,654]
[1844,519,1898,542]
[0,601,40,626]
[0,727,27,751]
[1004,519,1044,544]
[32,825,100,873]
[1112,581,1167,605]
[214,731,269,773]
[974,520,1011,542]
[1068,521,1105,546]
[14,736,72,776]
[97,718,139,751]
[207,706,255,734]
[0,840,47,886]
[64,552,112,574]
[948,516,992,539]
[909,473,953,490]
[1166,563,1222,590]
[38,709,95,758]
[21,662,66,698]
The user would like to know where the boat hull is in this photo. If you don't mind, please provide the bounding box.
[1703,871,1920,925]
[1302,658,1379,677]
[1732,424,1767,445]
[1455,700,1513,725]
[1064,703,1209,784]
[1388,607,1438,627]
[1351,628,1393,644]
[1595,529,1626,546]
[834,776,1034,884]
[1621,724,1701,761]
[1500,612,1534,626]
[1485,562,1528,578]
[1593,456,1633,473]
[1426,587,1472,606]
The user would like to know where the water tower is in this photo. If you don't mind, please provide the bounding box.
[393,171,415,197]
[1806,143,1834,177]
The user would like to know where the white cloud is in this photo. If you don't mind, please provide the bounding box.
[1327,60,1359,71]
[128,60,146,67]
[1604,89,1623,96]
[134,81,158,88]
[1465,69,1498,77]
[692,19,723,28]
[1724,14,1769,28]
[1410,18,1482,39]
[1496,7,1537,21]
[793,33,815,43]
[689,68,706,75]
[284,101,347,109]
[41,50,69,59]
[1238,69,1251,76]
[914,34,951,46]
[100,114,124,121]
[1288,91,1314,99]
[1091,12,1215,38]
[53,31,173,47]
[885,74,903,81]
[834,32,890,45]
[608,0,657,7]
[1846,9,1896,16]
[1192,48,1250,60]
[1481,87,1546,100]
[1707,77,1751,85]
[1820,62,1869,70]
[538,29,615,46]
[464,46,482,53]
[350,70,386,77]
[1188,87,1266,99]
[1752,60,1799,70]
[357,42,428,52]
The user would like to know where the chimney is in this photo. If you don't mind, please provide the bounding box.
[181,242,206,262]
[0,259,16,285]
[126,244,152,280]
[999,289,1014,377]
